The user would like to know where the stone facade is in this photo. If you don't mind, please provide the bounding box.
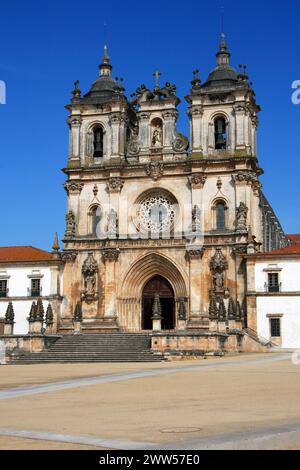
[59,37,286,338]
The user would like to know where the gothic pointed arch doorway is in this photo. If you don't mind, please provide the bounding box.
[142,275,175,331]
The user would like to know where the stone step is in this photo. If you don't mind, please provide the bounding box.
[10,332,163,364]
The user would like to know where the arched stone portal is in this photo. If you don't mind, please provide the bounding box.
[142,275,175,330]
[118,253,188,331]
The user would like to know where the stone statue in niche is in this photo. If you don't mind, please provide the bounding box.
[81,253,98,303]
[152,125,162,147]
[65,211,76,238]
[107,209,118,238]
[192,205,201,233]
[235,202,248,231]
[127,126,140,156]
[210,248,228,292]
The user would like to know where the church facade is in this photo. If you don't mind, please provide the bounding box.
[59,35,286,338]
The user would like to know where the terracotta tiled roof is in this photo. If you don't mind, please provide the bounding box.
[0,246,54,262]
[264,244,300,256]
[287,234,300,244]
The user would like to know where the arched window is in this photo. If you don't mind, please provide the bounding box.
[90,206,101,237]
[93,127,104,159]
[214,117,227,150]
[216,201,226,230]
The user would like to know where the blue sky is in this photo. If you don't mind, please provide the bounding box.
[0,0,299,250]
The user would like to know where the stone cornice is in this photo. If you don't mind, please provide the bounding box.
[247,291,300,297]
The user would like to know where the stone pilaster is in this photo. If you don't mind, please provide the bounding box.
[186,248,206,328]
[102,249,120,318]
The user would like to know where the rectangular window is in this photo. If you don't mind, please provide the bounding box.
[31,279,41,297]
[270,318,281,337]
[268,273,279,292]
[0,280,7,297]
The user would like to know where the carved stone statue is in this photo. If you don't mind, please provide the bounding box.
[65,211,76,238]
[151,125,162,147]
[107,209,118,238]
[172,132,189,153]
[192,205,201,233]
[210,248,228,292]
[81,253,98,303]
[127,126,139,156]
[236,202,248,231]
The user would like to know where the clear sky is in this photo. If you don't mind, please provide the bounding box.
[0,0,299,250]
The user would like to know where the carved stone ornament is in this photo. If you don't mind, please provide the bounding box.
[178,299,187,321]
[191,205,202,233]
[107,209,118,238]
[65,211,76,238]
[235,202,248,232]
[81,253,98,303]
[231,244,248,256]
[45,304,54,325]
[210,248,228,292]
[186,248,205,260]
[102,248,120,262]
[67,116,82,128]
[145,162,164,181]
[107,178,124,193]
[61,251,77,262]
[127,126,140,156]
[93,184,98,197]
[151,126,163,148]
[188,174,207,189]
[172,132,189,153]
[64,181,84,194]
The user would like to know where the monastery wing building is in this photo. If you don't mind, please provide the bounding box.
[60,34,286,337]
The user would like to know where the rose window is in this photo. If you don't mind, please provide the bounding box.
[138,192,176,233]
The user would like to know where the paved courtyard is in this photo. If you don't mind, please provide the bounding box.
[0,353,300,450]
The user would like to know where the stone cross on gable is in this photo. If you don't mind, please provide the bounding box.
[153,69,162,88]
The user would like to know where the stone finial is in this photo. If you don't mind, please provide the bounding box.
[209,297,218,320]
[35,299,45,322]
[74,302,83,322]
[236,301,242,320]
[228,298,236,320]
[72,80,81,100]
[52,232,60,253]
[28,301,37,322]
[45,304,54,325]
[178,299,186,321]
[152,294,162,319]
[5,302,15,324]
[218,299,227,320]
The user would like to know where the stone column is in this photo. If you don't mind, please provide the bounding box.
[138,112,151,154]
[162,109,178,150]
[107,177,124,238]
[186,174,207,324]
[234,105,246,150]
[64,181,83,235]
[67,115,82,167]
[188,107,203,152]
[102,249,120,318]
[186,248,205,328]
[110,114,121,158]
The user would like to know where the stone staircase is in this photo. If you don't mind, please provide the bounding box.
[9,333,164,363]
